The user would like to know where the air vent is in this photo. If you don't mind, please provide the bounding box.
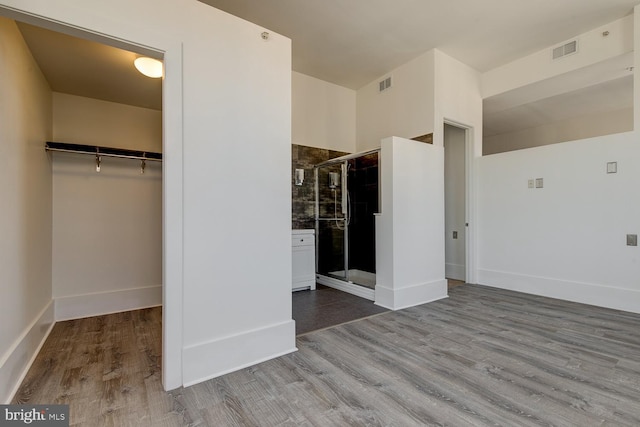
[552,40,578,60]
[378,76,392,92]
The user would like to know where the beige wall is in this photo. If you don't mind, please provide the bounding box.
[292,71,356,153]
[483,107,634,155]
[51,93,162,320]
[53,92,161,151]
[0,17,53,403]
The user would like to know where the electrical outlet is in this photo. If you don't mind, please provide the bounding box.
[528,179,534,189]
[535,178,544,188]
[627,234,637,246]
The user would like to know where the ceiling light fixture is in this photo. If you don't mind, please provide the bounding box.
[134,57,163,78]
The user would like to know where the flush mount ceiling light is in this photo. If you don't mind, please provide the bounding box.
[134,57,163,78]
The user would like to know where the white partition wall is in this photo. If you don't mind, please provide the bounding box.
[477,132,640,314]
[375,137,448,310]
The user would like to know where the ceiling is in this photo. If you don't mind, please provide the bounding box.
[17,22,162,110]
[200,0,638,90]
[13,1,637,139]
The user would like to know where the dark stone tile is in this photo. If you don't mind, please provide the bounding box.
[291,144,349,229]
[292,285,388,335]
[328,149,349,160]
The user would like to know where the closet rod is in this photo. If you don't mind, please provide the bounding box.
[46,146,162,161]
[45,141,162,162]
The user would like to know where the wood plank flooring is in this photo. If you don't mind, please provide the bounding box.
[14,284,640,426]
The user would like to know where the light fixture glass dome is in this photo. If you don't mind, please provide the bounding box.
[134,57,163,78]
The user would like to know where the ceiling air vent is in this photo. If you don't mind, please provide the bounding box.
[379,76,392,92]
[552,40,578,60]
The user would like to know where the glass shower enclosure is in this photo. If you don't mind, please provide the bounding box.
[314,150,379,294]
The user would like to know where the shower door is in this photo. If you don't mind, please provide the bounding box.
[315,151,379,289]
[315,162,347,282]
[345,152,378,288]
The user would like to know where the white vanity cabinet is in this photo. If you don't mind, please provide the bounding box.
[292,229,316,291]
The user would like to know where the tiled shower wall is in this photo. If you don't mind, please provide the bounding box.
[292,144,349,229]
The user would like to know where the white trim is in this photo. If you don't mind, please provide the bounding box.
[182,320,297,387]
[375,279,448,310]
[161,41,184,392]
[54,286,162,321]
[465,125,478,285]
[1,301,55,404]
[478,269,640,314]
[316,274,375,300]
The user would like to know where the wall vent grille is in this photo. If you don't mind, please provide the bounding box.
[379,76,392,92]
[552,40,578,60]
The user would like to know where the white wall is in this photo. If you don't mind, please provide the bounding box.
[433,50,483,154]
[484,107,634,155]
[477,132,640,313]
[0,17,54,403]
[444,125,466,281]
[633,7,640,131]
[179,7,293,387]
[292,71,356,153]
[375,137,447,310]
[356,51,435,151]
[0,0,294,390]
[433,50,483,284]
[51,93,163,320]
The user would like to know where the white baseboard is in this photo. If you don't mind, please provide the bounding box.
[316,274,375,300]
[375,279,448,310]
[55,285,162,321]
[1,301,55,404]
[445,263,466,281]
[182,320,297,387]
[478,269,640,314]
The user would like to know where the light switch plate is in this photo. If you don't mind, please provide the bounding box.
[528,179,534,189]
[453,231,458,239]
[627,234,637,246]
[535,178,544,188]
[607,162,617,174]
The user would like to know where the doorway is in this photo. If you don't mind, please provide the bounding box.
[0,8,173,400]
[444,123,467,284]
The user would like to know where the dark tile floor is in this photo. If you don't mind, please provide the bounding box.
[292,285,388,335]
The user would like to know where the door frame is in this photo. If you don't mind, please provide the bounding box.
[443,119,476,285]
[0,5,185,390]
